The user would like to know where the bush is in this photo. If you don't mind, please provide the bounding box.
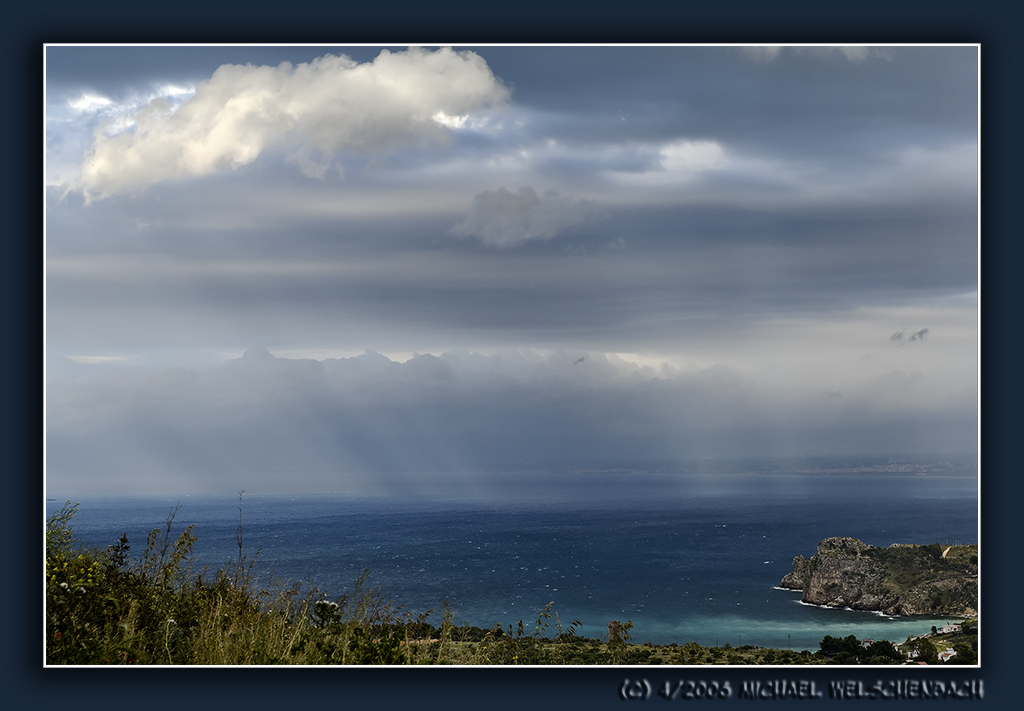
[45,500,426,665]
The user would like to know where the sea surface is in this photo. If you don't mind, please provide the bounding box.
[45,473,978,652]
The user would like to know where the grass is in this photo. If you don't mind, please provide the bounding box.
[44,499,978,665]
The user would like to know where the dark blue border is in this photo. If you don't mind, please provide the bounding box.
[11,3,1017,709]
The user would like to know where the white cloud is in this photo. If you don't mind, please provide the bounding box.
[740,46,784,63]
[155,83,195,99]
[739,46,892,63]
[432,111,468,129]
[68,94,113,112]
[659,140,725,172]
[838,46,870,62]
[67,47,509,201]
[452,186,605,247]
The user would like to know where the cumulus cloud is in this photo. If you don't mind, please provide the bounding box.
[68,47,509,201]
[452,186,605,247]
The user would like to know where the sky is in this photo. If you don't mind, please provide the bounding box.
[44,45,979,497]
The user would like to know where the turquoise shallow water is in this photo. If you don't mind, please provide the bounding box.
[47,473,978,651]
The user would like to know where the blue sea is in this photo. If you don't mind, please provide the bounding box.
[46,472,978,653]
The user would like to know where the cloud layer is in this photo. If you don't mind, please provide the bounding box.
[45,46,978,496]
[46,347,977,495]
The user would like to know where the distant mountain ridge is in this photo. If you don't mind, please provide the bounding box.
[780,537,978,617]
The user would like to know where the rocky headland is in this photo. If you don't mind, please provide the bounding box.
[780,537,978,616]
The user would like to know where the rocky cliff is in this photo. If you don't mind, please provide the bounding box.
[780,537,978,617]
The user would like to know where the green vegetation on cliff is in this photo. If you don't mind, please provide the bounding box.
[781,537,978,616]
